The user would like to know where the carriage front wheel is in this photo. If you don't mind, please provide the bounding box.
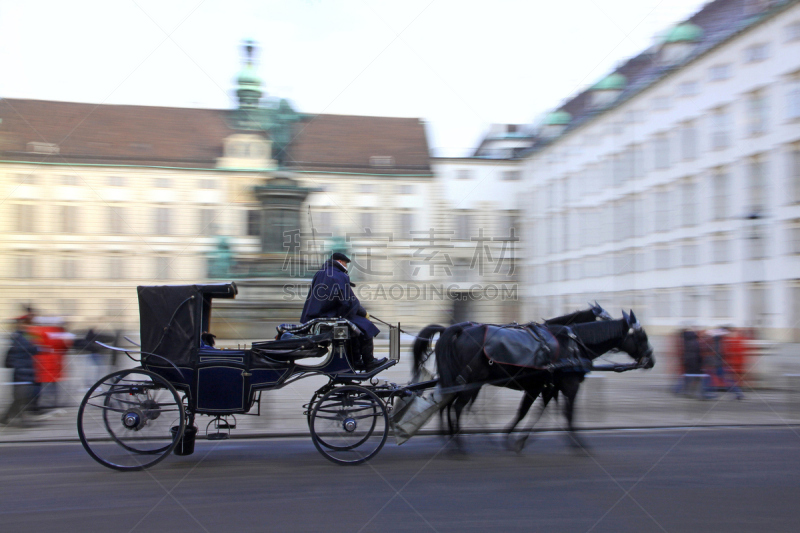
[77,368,185,471]
[309,385,388,465]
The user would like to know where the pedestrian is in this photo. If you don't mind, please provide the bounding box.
[708,326,744,400]
[28,316,73,410]
[1,314,39,427]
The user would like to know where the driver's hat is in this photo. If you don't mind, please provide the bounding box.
[331,252,351,263]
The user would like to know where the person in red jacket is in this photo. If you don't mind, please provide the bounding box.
[28,317,73,410]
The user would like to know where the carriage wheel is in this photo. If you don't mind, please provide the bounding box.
[310,385,388,465]
[77,368,185,471]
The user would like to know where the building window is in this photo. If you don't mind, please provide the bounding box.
[747,156,767,215]
[682,287,700,318]
[744,43,769,63]
[654,135,670,169]
[789,220,800,254]
[62,257,78,279]
[360,184,376,194]
[655,246,671,269]
[200,179,216,189]
[746,223,768,259]
[456,213,472,240]
[155,257,171,280]
[791,147,800,204]
[712,171,730,220]
[398,184,414,195]
[61,205,78,233]
[16,255,34,279]
[155,178,172,188]
[652,96,671,111]
[107,175,125,187]
[680,122,698,161]
[61,174,78,185]
[109,255,124,279]
[369,156,395,168]
[747,91,769,136]
[786,21,800,42]
[502,170,521,181]
[681,240,700,266]
[712,233,732,263]
[709,63,731,81]
[677,81,699,97]
[199,208,216,234]
[654,189,671,231]
[787,78,800,120]
[155,207,171,235]
[711,107,731,150]
[247,210,261,236]
[399,212,414,237]
[680,181,698,227]
[360,212,374,231]
[15,204,36,233]
[655,291,673,318]
[456,169,472,180]
[712,286,732,319]
[17,173,37,185]
[109,206,126,234]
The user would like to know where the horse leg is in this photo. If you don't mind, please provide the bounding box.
[450,393,473,453]
[560,374,588,451]
[506,385,543,452]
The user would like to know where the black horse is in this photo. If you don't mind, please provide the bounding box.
[413,310,654,451]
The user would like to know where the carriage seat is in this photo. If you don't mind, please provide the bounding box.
[251,330,334,362]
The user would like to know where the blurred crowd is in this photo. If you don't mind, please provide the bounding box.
[1,307,119,428]
[672,326,752,401]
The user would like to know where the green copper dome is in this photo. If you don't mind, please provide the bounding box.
[544,110,572,126]
[592,72,627,91]
[663,23,703,43]
[237,64,262,87]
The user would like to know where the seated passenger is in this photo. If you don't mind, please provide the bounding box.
[301,253,386,372]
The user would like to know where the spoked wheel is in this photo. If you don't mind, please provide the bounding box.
[77,368,185,471]
[310,385,388,465]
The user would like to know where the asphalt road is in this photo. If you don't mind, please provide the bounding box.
[1,427,798,533]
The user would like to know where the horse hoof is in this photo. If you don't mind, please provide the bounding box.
[513,438,527,454]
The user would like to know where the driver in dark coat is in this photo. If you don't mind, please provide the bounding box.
[301,252,386,372]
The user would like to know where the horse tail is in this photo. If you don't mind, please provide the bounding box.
[433,322,471,388]
[412,324,446,381]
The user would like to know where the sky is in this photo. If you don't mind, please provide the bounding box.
[0,0,706,156]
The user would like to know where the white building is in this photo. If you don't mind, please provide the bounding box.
[516,0,800,340]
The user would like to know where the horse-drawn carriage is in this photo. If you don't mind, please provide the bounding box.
[78,283,655,471]
[77,282,421,470]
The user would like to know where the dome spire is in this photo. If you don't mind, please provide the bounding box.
[236,40,263,109]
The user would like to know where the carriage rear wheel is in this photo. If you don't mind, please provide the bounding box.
[309,385,388,465]
[77,368,185,471]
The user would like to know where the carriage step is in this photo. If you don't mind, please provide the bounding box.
[207,432,230,440]
[216,421,236,430]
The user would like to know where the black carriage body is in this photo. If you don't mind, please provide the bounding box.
[137,282,356,416]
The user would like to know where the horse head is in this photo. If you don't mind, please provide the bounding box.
[620,310,655,369]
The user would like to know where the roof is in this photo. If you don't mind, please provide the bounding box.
[516,0,798,159]
[283,114,432,175]
[0,99,432,174]
[0,98,237,168]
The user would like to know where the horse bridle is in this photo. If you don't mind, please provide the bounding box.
[563,324,652,368]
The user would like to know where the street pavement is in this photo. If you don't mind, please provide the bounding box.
[1,336,800,444]
[0,427,799,532]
